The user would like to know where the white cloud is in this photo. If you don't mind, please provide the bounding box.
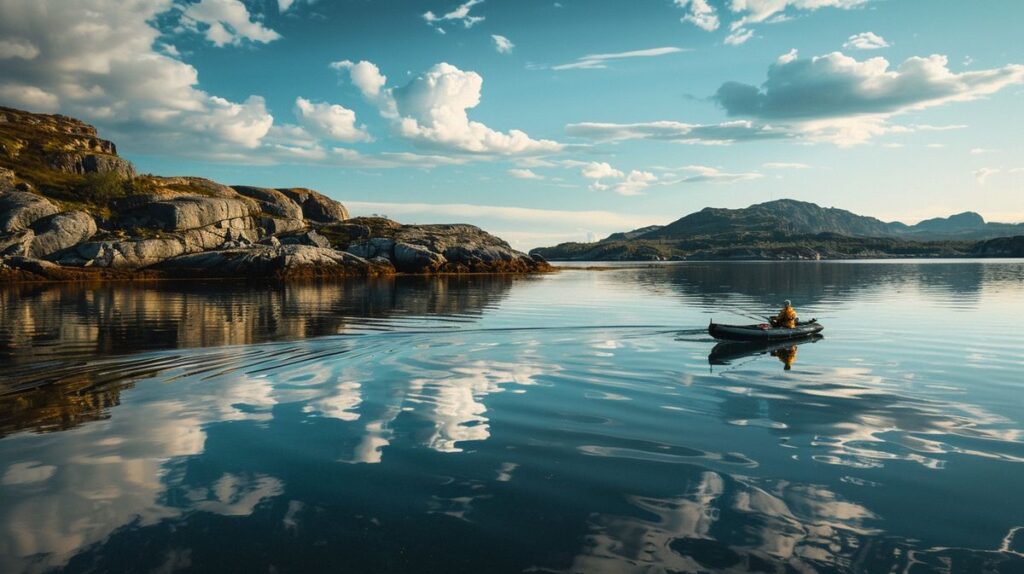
[710,51,1024,144]
[578,162,657,196]
[492,34,514,54]
[969,147,997,155]
[293,97,369,142]
[680,0,871,45]
[665,165,762,184]
[0,1,277,156]
[724,28,755,45]
[763,162,811,169]
[330,149,469,169]
[329,59,397,118]
[612,170,657,196]
[552,47,685,71]
[330,59,387,99]
[675,0,719,31]
[179,0,281,47]
[423,0,485,30]
[974,167,999,184]
[566,120,787,144]
[508,168,543,180]
[843,32,890,50]
[392,62,562,155]
[581,161,624,180]
[731,0,869,26]
[0,38,39,60]
[717,52,1024,120]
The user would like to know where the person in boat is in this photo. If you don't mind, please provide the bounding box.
[772,345,797,370]
[772,300,798,329]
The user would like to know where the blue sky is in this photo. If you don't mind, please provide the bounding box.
[1,0,1022,248]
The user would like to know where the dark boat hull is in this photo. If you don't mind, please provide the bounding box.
[708,320,823,342]
[709,334,823,365]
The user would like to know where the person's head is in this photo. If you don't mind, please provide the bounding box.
[783,299,792,307]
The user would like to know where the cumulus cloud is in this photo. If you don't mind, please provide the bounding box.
[330,59,388,99]
[708,50,1024,144]
[492,34,515,54]
[392,62,562,155]
[179,0,281,47]
[552,47,685,71]
[843,32,890,50]
[0,0,276,155]
[612,170,658,196]
[0,38,39,60]
[578,162,656,195]
[293,97,369,142]
[715,51,1024,120]
[329,59,397,117]
[423,0,485,30]
[675,0,719,31]
[581,161,624,181]
[508,168,543,180]
[565,120,787,144]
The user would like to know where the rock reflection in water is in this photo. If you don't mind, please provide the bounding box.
[0,275,524,365]
[0,276,524,438]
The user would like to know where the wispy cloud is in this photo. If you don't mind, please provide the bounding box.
[566,120,787,144]
[507,168,543,180]
[763,162,811,169]
[843,31,890,50]
[974,167,999,184]
[423,0,485,31]
[345,201,659,230]
[491,34,514,54]
[661,165,762,184]
[552,47,686,71]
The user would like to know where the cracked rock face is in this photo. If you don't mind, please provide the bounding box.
[47,152,136,178]
[232,186,305,221]
[118,196,260,232]
[26,211,97,258]
[278,188,349,223]
[153,244,391,279]
[54,237,188,269]
[0,191,60,232]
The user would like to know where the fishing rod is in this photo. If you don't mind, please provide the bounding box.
[723,308,770,323]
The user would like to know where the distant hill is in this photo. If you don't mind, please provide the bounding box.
[531,199,1024,261]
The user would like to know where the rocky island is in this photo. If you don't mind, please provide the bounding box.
[0,106,549,282]
[532,199,1024,261]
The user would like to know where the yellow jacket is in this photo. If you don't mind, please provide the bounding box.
[775,305,797,329]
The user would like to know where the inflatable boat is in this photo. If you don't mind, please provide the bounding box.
[708,319,823,341]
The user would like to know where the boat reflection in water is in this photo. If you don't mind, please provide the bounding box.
[708,334,824,371]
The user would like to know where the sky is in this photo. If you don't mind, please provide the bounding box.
[0,0,1022,249]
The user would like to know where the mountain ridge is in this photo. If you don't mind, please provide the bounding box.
[532,199,1024,261]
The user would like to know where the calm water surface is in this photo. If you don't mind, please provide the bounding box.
[1,261,1023,573]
